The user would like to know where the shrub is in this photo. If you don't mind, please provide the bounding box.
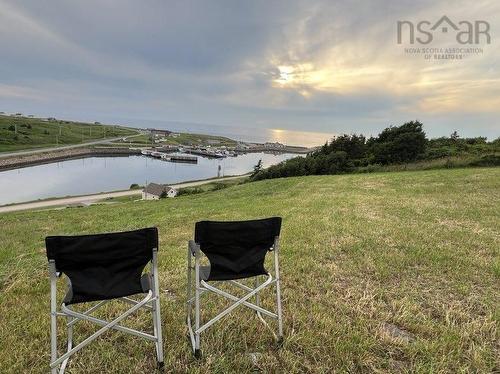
[177,187,204,196]
[469,154,500,167]
[368,121,427,164]
[212,183,227,191]
[251,121,498,182]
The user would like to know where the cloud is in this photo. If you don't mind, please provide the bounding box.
[0,0,498,140]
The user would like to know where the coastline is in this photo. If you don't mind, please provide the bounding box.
[0,174,250,213]
[0,147,142,171]
[0,143,313,171]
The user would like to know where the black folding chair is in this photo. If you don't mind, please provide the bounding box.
[187,217,283,357]
[45,227,164,373]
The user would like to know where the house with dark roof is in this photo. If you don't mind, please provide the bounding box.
[142,183,177,200]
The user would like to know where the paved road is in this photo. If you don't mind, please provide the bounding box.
[0,175,249,213]
[0,134,142,159]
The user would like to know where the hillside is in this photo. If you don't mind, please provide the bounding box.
[0,115,138,152]
[0,168,498,372]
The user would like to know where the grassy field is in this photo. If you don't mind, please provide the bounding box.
[111,132,238,147]
[0,115,138,152]
[0,168,498,373]
[178,177,248,195]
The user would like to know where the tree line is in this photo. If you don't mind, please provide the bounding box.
[251,121,500,181]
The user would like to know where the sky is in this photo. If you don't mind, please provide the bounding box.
[0,0,499,144]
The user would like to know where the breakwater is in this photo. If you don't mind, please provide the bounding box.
[0,147,141,171]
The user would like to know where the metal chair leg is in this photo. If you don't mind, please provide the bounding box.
[194,252,201,358]
[49,261,58,374]
[274,239,284,342]
[152,250,164,367]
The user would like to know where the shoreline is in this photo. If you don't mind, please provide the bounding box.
[0,174,250,213]
[0,147,142,171]
[0,144,312,171]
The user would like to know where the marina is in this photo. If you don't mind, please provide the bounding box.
[0,152,298,205]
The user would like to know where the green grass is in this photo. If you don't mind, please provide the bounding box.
[178,177,248,195]
[0,168,499,373]
[113,132,238,147]
[0,115,138,152]
[102,195,141,203]
[355,155,500,173]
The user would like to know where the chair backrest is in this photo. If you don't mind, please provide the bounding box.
[45,227,158,304]
[194,217,281,281]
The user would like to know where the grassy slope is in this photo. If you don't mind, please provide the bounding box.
[111,132,237,147]
[0,168,498,373]
[0,116,137,152]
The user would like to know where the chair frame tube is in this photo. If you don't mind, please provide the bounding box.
[48,247,164,373]
[186,237,283,356]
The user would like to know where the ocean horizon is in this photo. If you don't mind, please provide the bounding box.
[104,118,333,147]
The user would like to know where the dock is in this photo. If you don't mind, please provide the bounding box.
[162,155,197,163]
[185,148,225,158]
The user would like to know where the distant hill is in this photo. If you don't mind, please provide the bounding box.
[0,115,137,152]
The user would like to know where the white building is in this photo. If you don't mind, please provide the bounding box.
[142,183,178,200]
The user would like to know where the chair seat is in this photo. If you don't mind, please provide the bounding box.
[199,265,266,282]
[63,273,152,305]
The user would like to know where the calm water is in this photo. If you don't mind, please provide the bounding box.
[0,153,297,205]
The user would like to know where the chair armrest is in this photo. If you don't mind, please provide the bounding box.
[188,240,200,256]
[268,236,280,251]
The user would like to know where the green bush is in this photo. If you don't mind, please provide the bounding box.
[469,154,500,167]
[177,187,204,196]
[251,121,499,182]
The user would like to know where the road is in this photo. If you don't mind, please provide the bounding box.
[0,175,249,213]
[0,134,142,159]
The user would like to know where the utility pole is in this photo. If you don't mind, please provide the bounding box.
[59,125,62,136]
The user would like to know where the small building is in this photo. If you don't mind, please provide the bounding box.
[148,128,172,136]
[142,183,177,200]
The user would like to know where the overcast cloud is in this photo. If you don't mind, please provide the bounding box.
[0,0,498,141]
